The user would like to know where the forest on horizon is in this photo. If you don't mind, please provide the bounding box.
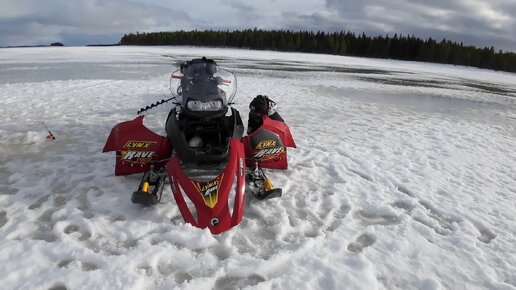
[120,29,516,73]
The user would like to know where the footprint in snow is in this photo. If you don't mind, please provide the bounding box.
[478,228,496,244]
[326,203,351,232]
[349,169,374,182]
[472,222,496,244]
[396,185,415,197]
[418,200,459,233]
[57,259,98,271]
[0,210,6,229]
[137,265,153,277]
[28,194,50,210]
[109,215,126,222]
[394,185,460,235]
[63,224,92,241]
[81,262,99,271]
[48,283,68,290]
[54,195,69,207]
[57,259,73,268]
[347,233,376,253]
[391,200,415,211]
[174,272,193,284]
[214,274,266,290]
[354,209,401,226]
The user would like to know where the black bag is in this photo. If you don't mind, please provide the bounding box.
[249,95,270,114]
[247,95,284,134]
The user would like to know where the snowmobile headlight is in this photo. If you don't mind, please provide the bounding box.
[187,100,223,111]
[204,100,223,111]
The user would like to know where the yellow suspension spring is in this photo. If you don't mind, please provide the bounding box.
[142,181,150,193]
[263,178,273,191]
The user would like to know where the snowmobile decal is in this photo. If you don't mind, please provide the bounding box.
[255,140,277,149]
[193,175,223,209]
[253,147,285,160]
[239,157,245,176]
[120,151,155,164]
[123,141,156,149]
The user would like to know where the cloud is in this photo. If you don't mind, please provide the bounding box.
[0,0,191,45]
[0,0,515,50]
[322,0,516,49]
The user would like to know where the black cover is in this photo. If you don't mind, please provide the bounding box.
[165,107,244,165]
[249,95,270,114]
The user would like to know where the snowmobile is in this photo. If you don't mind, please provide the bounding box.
[103,57,296,234]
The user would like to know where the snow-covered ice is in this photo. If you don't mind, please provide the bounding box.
[1,46,515,290]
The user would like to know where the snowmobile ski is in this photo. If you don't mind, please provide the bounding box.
[131,165,166,206]
[131,188,159,206]
[252,187,283,200]
[246,162,283,200]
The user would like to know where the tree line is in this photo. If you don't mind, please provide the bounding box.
[120,29,516,73]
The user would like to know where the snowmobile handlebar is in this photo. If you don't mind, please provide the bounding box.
[171,74,232,84]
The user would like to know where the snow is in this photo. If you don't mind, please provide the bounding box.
[1,46,516,290]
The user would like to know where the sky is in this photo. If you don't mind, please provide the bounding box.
[1,0,515,51]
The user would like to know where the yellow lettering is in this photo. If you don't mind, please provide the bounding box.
[256,140,277,150]
[124,140,156,149]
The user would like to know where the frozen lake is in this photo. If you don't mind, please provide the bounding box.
[1,46,515,290]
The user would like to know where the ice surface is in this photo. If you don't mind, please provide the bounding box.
[1,46,515,289]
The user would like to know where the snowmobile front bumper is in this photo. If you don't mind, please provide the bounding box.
[166,139,246,234]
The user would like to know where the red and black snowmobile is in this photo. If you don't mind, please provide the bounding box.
[103,58,296,234]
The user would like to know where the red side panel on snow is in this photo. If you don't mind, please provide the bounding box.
[103,115,172,176]
[167,139,246,234]
[242,115,296,170]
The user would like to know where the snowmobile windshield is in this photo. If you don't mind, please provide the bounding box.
[170,62,238,109]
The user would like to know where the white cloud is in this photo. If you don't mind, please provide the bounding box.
[0,0,515,50]
[323,0,516,49]
[0,0,191,45]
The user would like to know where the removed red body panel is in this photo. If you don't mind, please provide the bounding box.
[242,115,297,170]
[103,115,171,175]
